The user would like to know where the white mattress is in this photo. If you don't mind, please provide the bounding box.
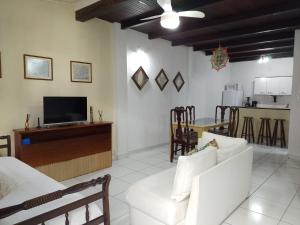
[0,157,102,225]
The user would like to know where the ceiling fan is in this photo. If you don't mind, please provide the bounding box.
[141,0,205,30]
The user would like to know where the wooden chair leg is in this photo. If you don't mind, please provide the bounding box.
[246,119,250,142]
[249,119,254,143]
[257,120,263,144]
[241,118,247,139]
[181,144,185,156]
[266,120,271,146]
[272,120,278,146]
[170,142,175,162]
[280,120,287,148]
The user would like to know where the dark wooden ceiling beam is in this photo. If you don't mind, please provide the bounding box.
[227,48,294,59]
[193,31,295,51]
[149,1,300,40]
[229,52,294,63]
[172,18,300,46]
[205,40,295,55]
[120,0,224,29]
[76,0,129,22]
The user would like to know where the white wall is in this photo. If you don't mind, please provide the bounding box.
[0,0,115,155]
[113,25,190,156]
[188,50,231,118]
[112,24,232,156]
[230,58,294,105]
[288,30,300,160]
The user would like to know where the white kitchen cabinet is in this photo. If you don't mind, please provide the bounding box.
[254,76,292,96]
[279,77,292,95]
[254,78,268,95]
[267,77,281,95]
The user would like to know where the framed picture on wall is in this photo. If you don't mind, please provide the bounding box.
[155,69,169,91]
[70,61,92,83]
[131,66,149,90]
[24,54,53,81]
[173,72,185,92]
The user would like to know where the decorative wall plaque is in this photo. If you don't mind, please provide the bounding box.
[155,69,169,91]
[173,72,185,92]
[131,66,149,90]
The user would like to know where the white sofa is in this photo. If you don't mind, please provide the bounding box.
[126,132,253,225]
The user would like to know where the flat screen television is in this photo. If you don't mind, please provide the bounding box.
[43,97,87,125]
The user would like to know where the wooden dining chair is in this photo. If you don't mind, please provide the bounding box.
[170,107,198,162]
[208,105,230,135]
[228,107,240,137]
[186,105,196,124]
[0,135,11,156]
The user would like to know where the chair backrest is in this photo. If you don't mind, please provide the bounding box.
[0,135,11,156]
[186,106,196,124]
[170,107,188,141]
[215,106,230,123]
[228,107,240,137]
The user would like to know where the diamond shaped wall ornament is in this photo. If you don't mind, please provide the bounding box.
[173,72,185,92]
[155,69,169,91]
[211,45,229,71]
[131,66,149,90]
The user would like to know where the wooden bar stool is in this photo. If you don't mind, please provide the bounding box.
[257,117,272,146]
[241,117,255,143]
[272,119,287,148]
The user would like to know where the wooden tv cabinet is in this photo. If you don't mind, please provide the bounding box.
[14,122,113,181]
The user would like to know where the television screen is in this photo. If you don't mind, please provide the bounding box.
[43,97,87,125]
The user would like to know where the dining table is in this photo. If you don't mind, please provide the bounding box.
[172,117,229,138]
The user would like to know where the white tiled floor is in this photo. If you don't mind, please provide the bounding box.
[61,144,300,225]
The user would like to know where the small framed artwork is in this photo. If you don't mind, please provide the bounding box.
[173,72,185,92]
[24,54,53,80]
[70,61,92,83]
[155,69,169,91]
[131,66,149,90]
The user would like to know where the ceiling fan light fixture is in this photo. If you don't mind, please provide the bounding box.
[160,12,180,29]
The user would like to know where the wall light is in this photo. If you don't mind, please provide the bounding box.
[127,49,150,72]
[258,56,271,64]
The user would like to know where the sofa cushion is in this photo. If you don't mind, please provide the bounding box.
[199,132,247,163]
[171,149,217,202]
[126,168,188,225]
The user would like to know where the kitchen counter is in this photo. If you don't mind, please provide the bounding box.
[238,106,290,110]
[237,107,290,146]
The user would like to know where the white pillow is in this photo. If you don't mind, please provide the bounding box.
[200,132,247,148]
[171,149,217,202]
[0,171,17,199]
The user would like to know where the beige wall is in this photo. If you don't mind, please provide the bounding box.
[0,0,114,155]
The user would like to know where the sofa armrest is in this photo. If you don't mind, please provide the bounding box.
[185,147,253,225]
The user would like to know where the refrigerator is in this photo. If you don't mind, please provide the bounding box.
[222,84,244,106]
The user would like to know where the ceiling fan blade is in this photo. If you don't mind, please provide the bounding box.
[140,15,162,21]
[178,11,205,18]
[157,0,173,12]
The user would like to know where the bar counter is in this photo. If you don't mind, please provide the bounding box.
[236,107,290,146]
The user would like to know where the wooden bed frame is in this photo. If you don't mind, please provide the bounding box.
[0,175,111,225]
[0,140,111,225]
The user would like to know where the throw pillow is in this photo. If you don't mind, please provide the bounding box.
[171,149,217,202]
[0,171,17,199]
[187,139,219,156]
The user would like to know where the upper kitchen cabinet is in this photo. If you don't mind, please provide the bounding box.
[254,78,268,95]
[254,77,292,96]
